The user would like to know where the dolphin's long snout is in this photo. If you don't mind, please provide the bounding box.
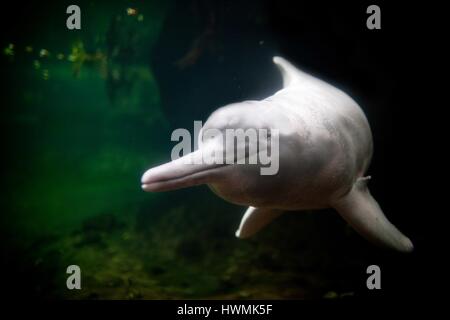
[141,150,225,192]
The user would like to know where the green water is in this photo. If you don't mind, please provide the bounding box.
[3,1,169,235]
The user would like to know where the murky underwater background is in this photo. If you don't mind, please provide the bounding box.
[0,0,421,299]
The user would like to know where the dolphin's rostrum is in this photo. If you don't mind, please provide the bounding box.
[141,57,413,253]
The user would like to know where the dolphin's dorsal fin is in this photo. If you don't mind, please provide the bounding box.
[273,56,307,88]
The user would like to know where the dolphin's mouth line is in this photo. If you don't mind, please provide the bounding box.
[141,148,259,192]
[141,163,230,192]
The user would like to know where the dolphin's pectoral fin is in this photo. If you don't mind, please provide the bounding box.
[333,177,414,252]
[235,207,283,239]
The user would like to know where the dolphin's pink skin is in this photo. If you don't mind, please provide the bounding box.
[141,57,413,253]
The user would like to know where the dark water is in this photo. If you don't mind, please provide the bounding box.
[0,1,426,299]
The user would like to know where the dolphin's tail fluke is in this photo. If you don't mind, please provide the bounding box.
[332,177,413,252]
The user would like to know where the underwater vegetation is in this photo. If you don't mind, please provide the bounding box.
[6,191,371,299]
